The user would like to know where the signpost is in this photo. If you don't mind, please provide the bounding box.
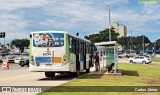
[0,32,6,45]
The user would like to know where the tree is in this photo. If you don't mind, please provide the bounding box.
[154,39,160,50]
[134,36,151,50]
[117,36,130,49]
[11,39,30,52]
[147,43,154,50]
[117,35,151,50]
[86,28,119,43]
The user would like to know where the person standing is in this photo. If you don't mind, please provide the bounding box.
[94,52,100,71]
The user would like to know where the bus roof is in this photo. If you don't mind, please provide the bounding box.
[30,31,67,34]
[68,34,91,43]
[30,31,91,43]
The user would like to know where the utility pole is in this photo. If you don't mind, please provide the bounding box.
[131,30,133,51]
[154,40,157,57]
[4,37,5,46]
[107,5,111,41]
[130,30,132,54]
[143,35,144,54]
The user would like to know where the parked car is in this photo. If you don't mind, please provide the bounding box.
[142,54,151,59]
[19,58,29,67]
[7,56,16,63]
[129,56,152,64]
[20,53,29,56]
[14,57,28,64]
[14,58,22,64]
[125,52,136,58]
[0,52,8,56]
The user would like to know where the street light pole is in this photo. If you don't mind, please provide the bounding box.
[143,35,144,54]
[4,37,5,46]
[130,30,132,54]
[154,40,157,57]
[107,5,111,41]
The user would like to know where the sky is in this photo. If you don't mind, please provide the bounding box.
[0,0,159,43]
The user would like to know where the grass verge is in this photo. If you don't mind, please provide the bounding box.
[37,63,160,95]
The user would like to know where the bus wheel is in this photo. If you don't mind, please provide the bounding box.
[70,71,80,77]
[86,68,90,73]
[45,72,55,77]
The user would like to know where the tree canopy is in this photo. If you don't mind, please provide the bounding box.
[11,39,29,52]
[86,28,119,43]
[86,28,157,50]
[117,35,151,50]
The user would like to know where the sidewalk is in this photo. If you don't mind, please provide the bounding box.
[89,61,122,76]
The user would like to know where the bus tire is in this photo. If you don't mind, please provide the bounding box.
[45,72,55,77]
[86,68,90,73]
[70,71,80,77]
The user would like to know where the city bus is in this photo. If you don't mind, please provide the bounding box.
[29,31,94,77]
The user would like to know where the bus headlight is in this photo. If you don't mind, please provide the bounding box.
[30,55,34,65]
[63,54,67,61]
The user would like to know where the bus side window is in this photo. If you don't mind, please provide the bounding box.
[69,36,72,53]
[69,36,76,53]
[80,42,83,54]
[86,43,89,54]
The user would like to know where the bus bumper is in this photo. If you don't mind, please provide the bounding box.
[29,64,70,72]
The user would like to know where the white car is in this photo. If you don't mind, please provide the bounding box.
[14,58,22,64]
[129,56,152,64]
[14,57,28,64]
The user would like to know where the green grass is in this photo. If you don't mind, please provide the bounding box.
[152,58,160,63]
[37,63,160,95]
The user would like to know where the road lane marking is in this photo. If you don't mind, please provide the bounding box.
[0,73,41,82]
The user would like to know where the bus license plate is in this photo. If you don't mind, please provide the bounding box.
[46,64,52,66]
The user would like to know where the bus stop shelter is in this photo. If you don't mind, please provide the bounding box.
[94,41,121,74]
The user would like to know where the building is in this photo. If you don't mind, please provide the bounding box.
[112,22,127,37]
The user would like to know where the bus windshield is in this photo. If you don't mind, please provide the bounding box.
[33,33,64,47]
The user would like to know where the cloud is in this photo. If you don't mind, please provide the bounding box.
[0,0,51,11]
[0,0,159,43]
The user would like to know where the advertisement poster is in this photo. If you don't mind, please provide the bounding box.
[33,33,64,47]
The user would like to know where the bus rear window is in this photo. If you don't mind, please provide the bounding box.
[33,33,64,47]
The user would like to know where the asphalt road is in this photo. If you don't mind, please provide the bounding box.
[0,63,28,71]
[0,63,76,95]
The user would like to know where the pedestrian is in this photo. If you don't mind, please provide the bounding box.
[94,52,100,71]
